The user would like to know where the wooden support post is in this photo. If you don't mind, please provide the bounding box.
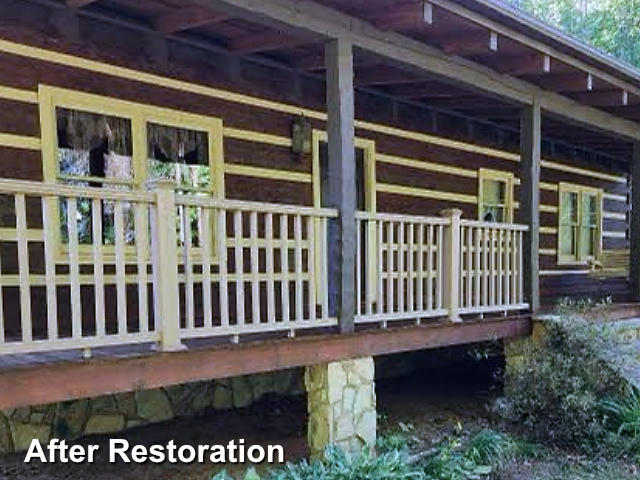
[149,180,185,352]
[441,208,462,323]
[630,143,640,298]
[325,38,357,334]
[519,102,541,313]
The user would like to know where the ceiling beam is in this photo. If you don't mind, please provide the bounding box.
[372,1,433,31]
[67,0,99,7]
[196,0,640,141]
[229,30,315,54]
[154,6,229,34]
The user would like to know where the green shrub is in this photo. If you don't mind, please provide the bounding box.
[601,385,640,457]
[504,303,629,452]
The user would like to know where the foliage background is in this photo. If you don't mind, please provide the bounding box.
[507,0,640,68]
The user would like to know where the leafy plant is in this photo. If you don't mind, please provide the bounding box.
[504,301,632,452]
[601,385,640,457]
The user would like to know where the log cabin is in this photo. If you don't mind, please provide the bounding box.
[0,0,639,454]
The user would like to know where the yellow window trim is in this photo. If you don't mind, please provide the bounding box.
[478,168,514,223]
[556,182,603,266]
[38,84,225,261]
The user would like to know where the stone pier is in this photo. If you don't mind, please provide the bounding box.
[305,357,376,456]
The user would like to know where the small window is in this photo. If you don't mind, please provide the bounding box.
[558,183,602,264]
[478,169,514,223]
[147,123,211,192]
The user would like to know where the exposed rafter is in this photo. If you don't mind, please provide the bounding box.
[385,81,470,99]
[527,72,594,92]
[372,1,433,31]
[496,53,551,76]
[570,90,630,107]
[293,52,378,72]
[439,30,498,56]
[154,6,229,34]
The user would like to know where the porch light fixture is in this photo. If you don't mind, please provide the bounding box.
[291,115,312,158]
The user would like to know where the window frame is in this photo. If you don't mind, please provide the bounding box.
[477,168,514,223]
[38,84,225,261]
[557,182,603,266]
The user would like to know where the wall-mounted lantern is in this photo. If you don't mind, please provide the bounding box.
[291,115,312,158]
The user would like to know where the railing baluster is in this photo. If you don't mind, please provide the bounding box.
[265,213,276,324]
[307,216,316,323]
[407,222,414,313]
[15,194,31,343]
[181,205,195,331]
[320,217,329,319]
[497,229,503,307]
[518,230,524,304]
[386,221,394,314]
[249,211,260,325]
[473,226,481,310]
[377,220,384,315]
[201,207,213,329]
[67,197,81,340]
[217,208,229,327]
[417,223,425,313]
[504,229,511,307]
[91,199,105,338]
[356,218,362,318]
[135,202,149,334]
[510,230,517,305]
[234,210,245,328]
[398,221,405,314]
[426,224,433,311]
[42,196,58,340]
[294,214,304,323]
[482,228,489,307]
[466,226,473,310]
[436,224,444,311]
[365,218,374,317]
[280,214,290,323]
[114,200,128,335]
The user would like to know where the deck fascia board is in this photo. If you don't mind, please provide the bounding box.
[0,317,530,409]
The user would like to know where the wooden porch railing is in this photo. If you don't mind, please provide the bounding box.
[0,179,528,357]
[0,179,338,356]
[355,210,529,325]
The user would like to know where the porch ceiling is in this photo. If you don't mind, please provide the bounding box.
[58,0,638,162]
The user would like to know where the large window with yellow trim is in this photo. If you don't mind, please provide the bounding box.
[478,168,514,223]
[39,85,224,252]
[558,183,602,264]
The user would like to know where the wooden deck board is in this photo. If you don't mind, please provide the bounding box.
[0,316,530,409]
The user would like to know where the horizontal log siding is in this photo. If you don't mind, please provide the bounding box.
[0,7,631,315]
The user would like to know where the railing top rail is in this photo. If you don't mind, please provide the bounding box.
[175,194,339,218]
[0,178,155,203]
[355,210,450,225]
[460,219,529,231]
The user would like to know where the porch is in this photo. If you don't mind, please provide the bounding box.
[0,178,528,359]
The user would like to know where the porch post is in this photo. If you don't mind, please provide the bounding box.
[325,38,357,333]
[630,143,640,298]
[149,180,185,352]
[519,101,541,313]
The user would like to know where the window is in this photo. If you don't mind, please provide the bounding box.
[478,169,514,223]
[558,183,602,264]
[39,85,224,255]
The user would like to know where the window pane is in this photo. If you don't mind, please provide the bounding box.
[559,191,578,259]
[147,123,210,191]
[56,108,134,244]
[482,179,505,205]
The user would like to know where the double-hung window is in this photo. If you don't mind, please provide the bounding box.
[39,85,224,256]
[478,168,514,223]
[558,183,602,264]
